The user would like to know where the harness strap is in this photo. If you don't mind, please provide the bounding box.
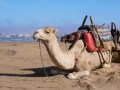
[76,46,87,61]
[98,52,104,67]
[64,42,69,50]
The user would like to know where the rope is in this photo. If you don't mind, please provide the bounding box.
[65,42,69,50]
[76,46,86,60]
[38,41,49,77]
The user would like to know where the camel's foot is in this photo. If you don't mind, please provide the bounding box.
[67,73,76,79]
[103,63,111,68]
[67,70,90,80]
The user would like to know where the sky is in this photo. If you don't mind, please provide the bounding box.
[0,0,120,35]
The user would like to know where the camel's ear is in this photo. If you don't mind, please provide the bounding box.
[53,29,58,34]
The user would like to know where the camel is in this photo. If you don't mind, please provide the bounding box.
[33,26,112,79]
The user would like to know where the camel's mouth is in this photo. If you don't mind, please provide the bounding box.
[33,34,47,43]
[33,34,39,40]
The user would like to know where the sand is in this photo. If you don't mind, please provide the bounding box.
[0,42,120,90]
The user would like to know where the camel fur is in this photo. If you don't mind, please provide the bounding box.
[33,26,112,79]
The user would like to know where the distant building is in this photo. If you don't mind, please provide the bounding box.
[0,33,32,38]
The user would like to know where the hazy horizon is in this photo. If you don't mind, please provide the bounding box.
[0,0,120,35]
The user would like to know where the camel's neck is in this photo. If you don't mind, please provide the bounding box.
[44,37,75,70]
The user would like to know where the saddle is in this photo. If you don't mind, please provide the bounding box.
[61,15,115,52]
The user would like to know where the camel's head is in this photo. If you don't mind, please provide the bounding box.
[33,26,58,43]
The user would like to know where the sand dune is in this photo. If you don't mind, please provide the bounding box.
[0,42,120,90]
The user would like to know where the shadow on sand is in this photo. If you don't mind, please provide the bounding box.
[0,66,61,78]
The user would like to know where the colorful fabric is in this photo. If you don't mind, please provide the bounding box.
[97,28,113,42]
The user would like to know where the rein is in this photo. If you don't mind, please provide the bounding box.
[64,42,69,50]
[76,46,86,60]
[38,40,48,77]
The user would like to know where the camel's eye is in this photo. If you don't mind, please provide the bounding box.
[45,31,49,34]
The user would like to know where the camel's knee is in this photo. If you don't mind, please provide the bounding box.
[67,70,90,79]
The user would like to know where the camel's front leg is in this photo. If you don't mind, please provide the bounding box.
[102,51,112,68]
[67,70,90,79]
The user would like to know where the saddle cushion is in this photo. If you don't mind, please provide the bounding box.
[97,27,113,42]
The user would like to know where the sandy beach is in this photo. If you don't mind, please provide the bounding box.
[0,42,120,90]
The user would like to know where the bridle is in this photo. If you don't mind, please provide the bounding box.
[38,40,48,77]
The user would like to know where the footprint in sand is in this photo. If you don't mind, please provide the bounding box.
[6,49,16,56]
